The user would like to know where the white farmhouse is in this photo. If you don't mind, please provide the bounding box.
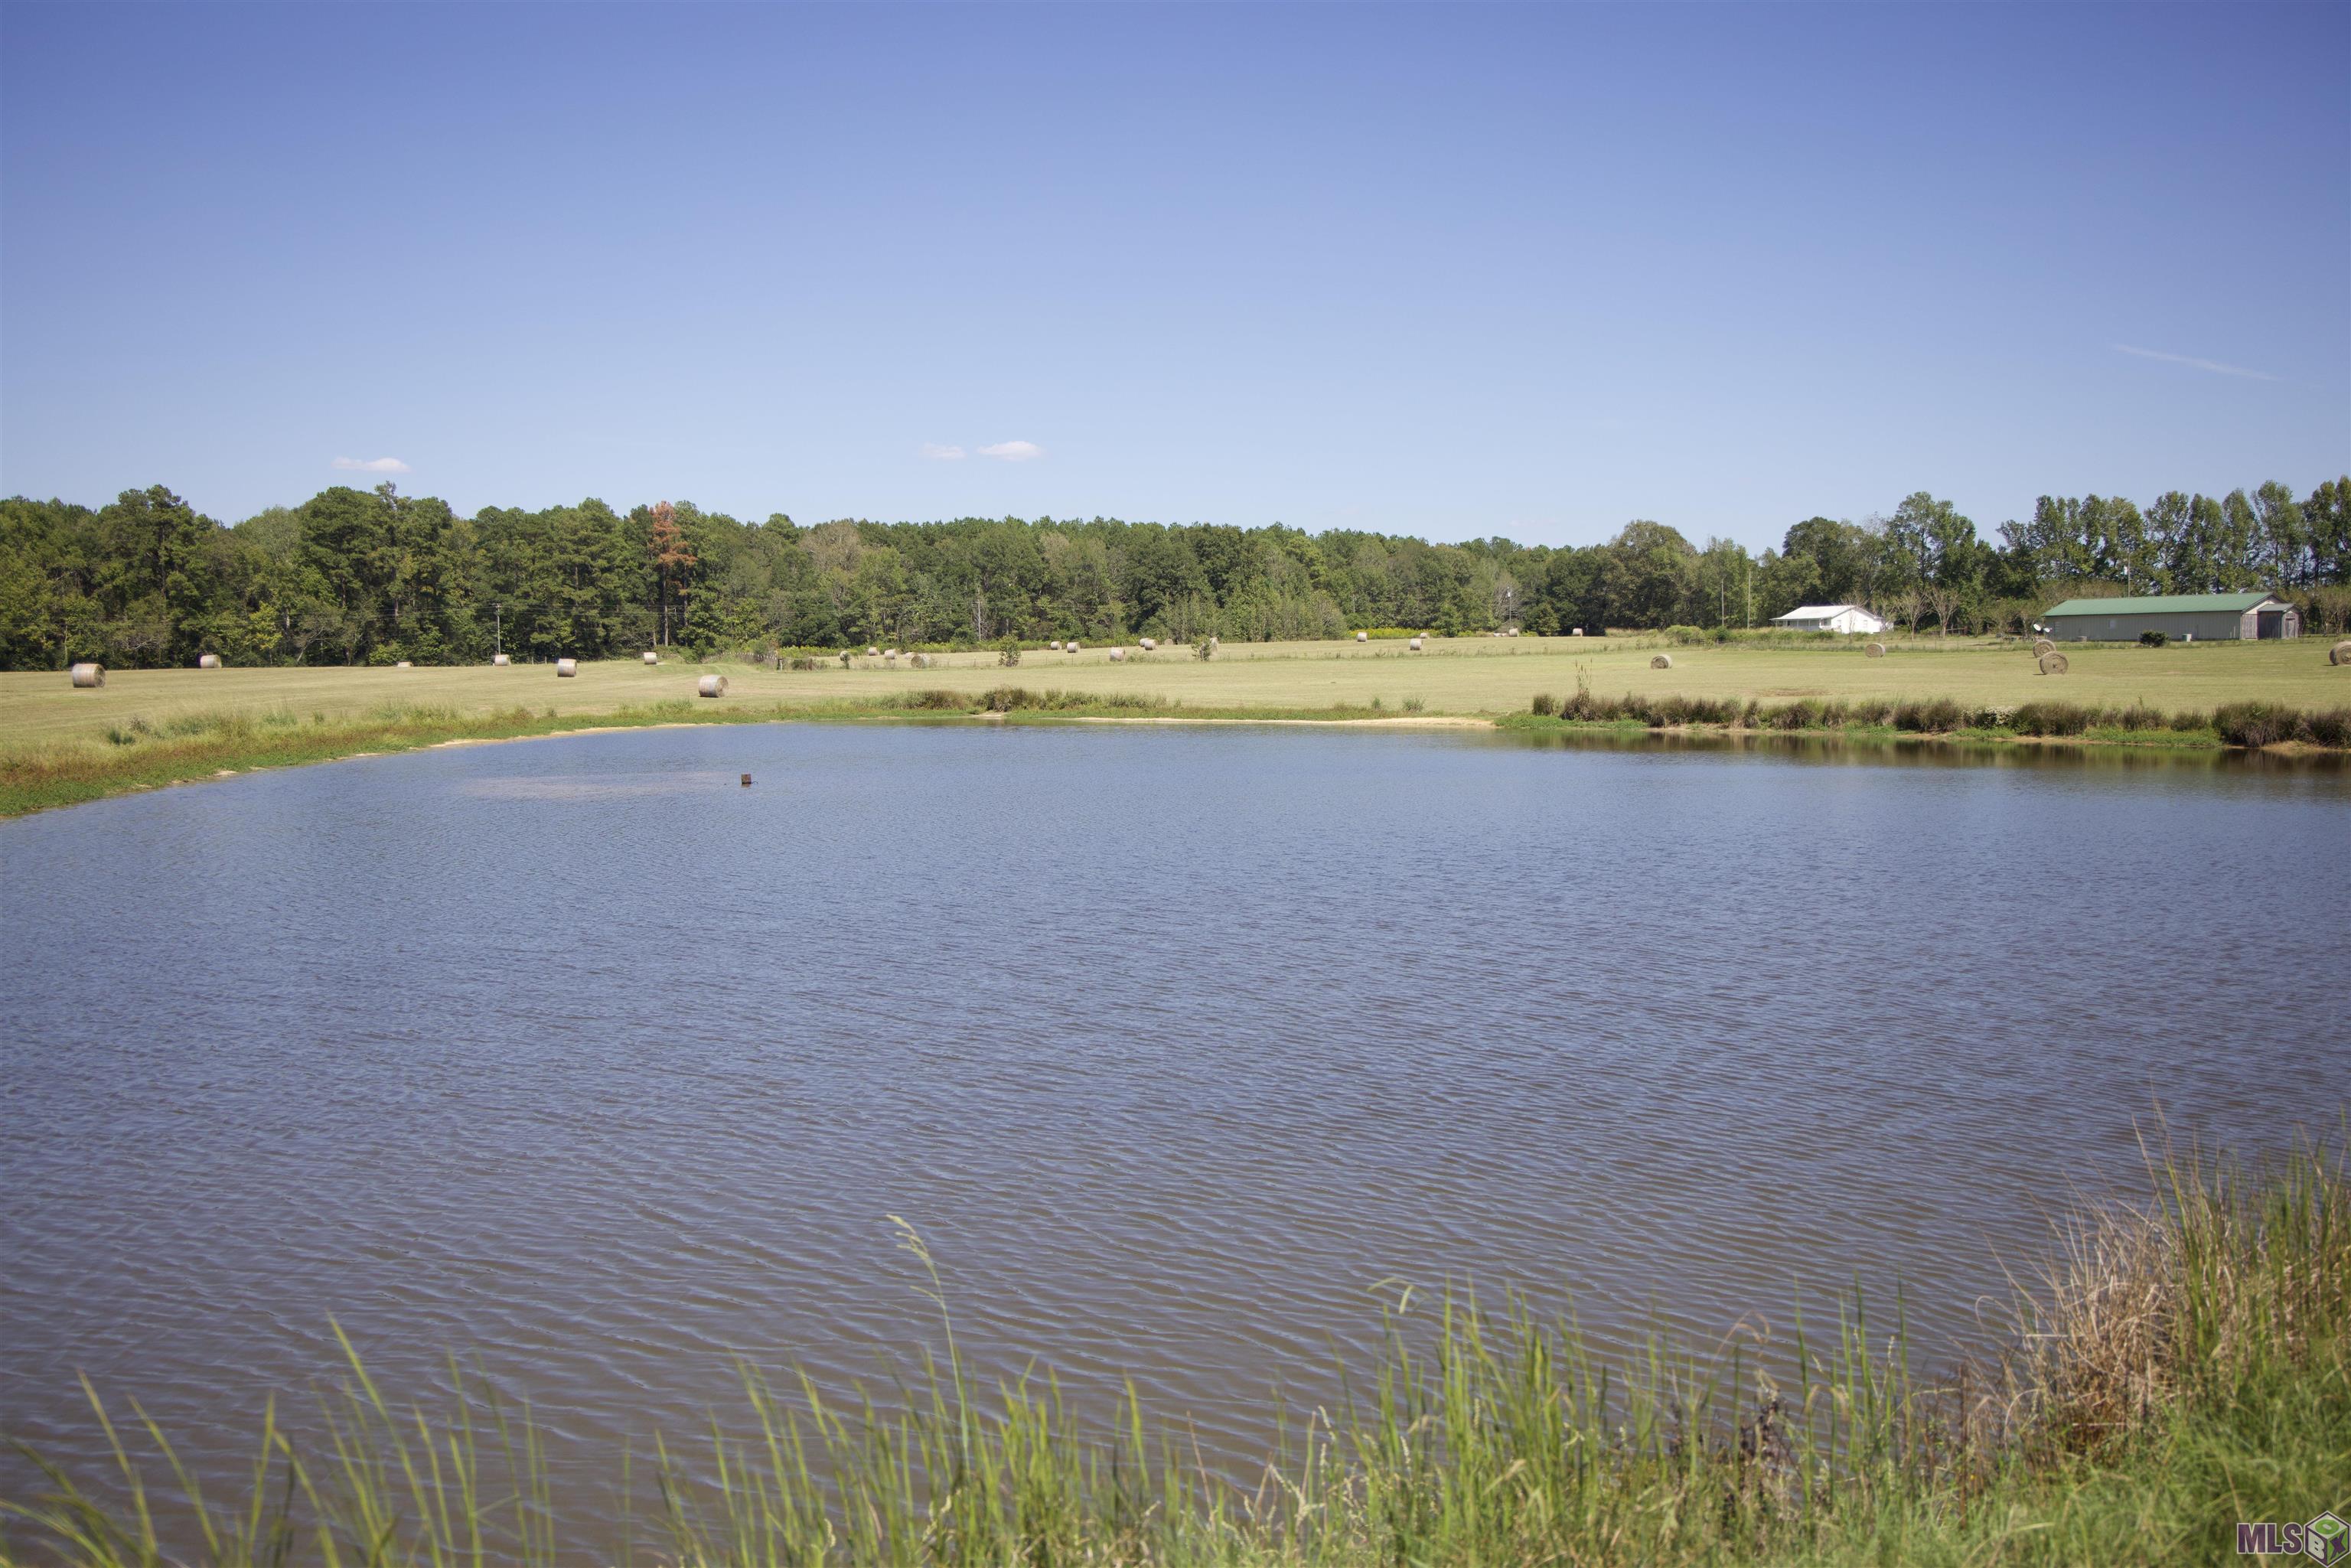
[1769,604,1887,636]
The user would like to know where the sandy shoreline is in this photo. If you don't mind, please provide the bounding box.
[1053,713,1492,729]
[421,712,1500,750]
[426,721,710,749]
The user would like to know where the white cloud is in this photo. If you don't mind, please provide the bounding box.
[977,440,1043,461]
[331,455,413,473]
[920,442,967,461]
[2111,344,2276,381]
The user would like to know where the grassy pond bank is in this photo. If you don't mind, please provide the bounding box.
[5,686,2350,819]
[7,637,2351,816]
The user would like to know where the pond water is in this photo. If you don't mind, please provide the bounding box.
[4,723,2347,1547]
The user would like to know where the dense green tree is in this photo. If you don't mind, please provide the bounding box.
[2081,496,2152,588]
[2000,496,2092,588]
[1883,492,1980,636]
[2306,477,2350,586]
[3,474,2341,670]
[1593,521,1696,628]
[0,497,93,668]
[2252,481,2309,587]
[95,486,218,662]
[1765,517,1880,616]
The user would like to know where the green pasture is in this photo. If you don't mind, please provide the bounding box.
[5,634,2344,751]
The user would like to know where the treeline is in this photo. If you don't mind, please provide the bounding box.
[1,478,2345,670]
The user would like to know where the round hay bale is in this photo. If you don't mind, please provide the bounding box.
[1507,628,1520,637]
[698,673,728,697]
[1139,637,1155,650]
[2033,637,2055,657]
[556,658,578,677]
[2331,639,2351,667]
[643,650,659,665]
[395,660,413,670]
[1356,631,1368,642]
[197,653,222,669]
[1068,641,1081,652]
[1409,636,1423,650]
[1651,654,1673,670]
[492,653,511,667]
[1864,642,1886,659]
[70,662,104,688]
[884,648,897,659]
[1570,628,1585,637]
[866,646,879,656]
[1109,647,1126,661]
[2037,651,2069,675]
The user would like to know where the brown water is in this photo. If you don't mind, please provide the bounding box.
[3,724,2346,1548]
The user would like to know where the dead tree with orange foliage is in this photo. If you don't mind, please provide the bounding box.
[647,500,696,647]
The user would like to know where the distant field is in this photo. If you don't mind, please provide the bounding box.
[4,634,2346,751]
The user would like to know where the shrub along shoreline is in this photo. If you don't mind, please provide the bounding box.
[2,1136,2343,1566]
[1511,687,2351,751]
[5,687,2349,819]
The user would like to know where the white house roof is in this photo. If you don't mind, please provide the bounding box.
[1772,604,1870,621]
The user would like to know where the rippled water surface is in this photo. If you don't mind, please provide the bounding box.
[5,724,2347,1544]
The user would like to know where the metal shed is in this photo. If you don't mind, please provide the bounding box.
[1769,603,1888,635]
[2040,592,2300,642]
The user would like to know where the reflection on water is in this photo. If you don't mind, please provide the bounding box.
[460,769,740,800]
[1496,721,2351,775]
[3,722,2346,1550]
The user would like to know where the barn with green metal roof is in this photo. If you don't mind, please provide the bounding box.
[2039,591,2300,642]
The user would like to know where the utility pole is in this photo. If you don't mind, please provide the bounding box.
[494,601,502,657]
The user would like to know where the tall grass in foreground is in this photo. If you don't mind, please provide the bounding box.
[5,1134,2343,1566]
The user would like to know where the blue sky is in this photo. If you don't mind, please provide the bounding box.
[2,2,2345,550]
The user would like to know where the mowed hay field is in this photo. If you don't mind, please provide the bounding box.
[4,634,2346,750]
